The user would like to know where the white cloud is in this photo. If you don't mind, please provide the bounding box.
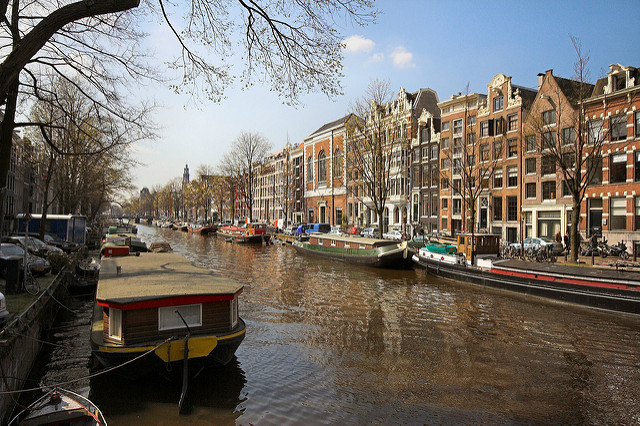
[370,53,384,63]
[343,35,375,54]
[390,46,415,69]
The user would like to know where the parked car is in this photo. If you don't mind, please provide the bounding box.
[0,243,51,276]
[360,227,379,238]
[345,226,361,235]
[42,233,81,253]
[306,223,331,234]
[383,230,403,241]
[2,235,63,258]
[508,237,563,255]
[294,224,310,237]
[328,226,343,236]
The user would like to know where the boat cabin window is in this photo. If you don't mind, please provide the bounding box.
[109,308,122,341]
[158,304,202,331]
[231,298,238,328]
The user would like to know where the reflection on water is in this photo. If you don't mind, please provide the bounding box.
[30,225,640,424]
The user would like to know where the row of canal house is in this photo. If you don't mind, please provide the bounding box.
[251,63,640,245]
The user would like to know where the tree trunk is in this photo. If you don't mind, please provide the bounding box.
[570,197,582,263]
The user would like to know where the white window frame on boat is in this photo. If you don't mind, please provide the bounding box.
[230,298,238,328]
[109,308,122,341]
[158,304,202,331]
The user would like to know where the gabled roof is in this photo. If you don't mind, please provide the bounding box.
[413,88,440,119]
[591,66,639,97]
[555,76,594,106]
[306,115,352,139]
[512,84,538,109]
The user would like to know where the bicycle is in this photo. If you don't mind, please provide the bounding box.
[23,265,40,295]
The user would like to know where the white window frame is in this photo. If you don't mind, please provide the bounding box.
[158,304,202,331]
[109,308,122,341]
[230,298,238,328]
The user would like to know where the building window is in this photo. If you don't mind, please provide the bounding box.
[635,150,640,182]
[610,114,627,141]
[507,166,517,187]
[541,154,555,175]
[610,197,627,230]
[525,183,536,199]
[453,179,461,194]
[431,196,438,216]
[159,304,202,331]
[468,116,476,127]
[635,196,640,230]
[453,198,462,215]
[441,137,450,150]
[610,153,627,183]
[508,114,518,131]
[318,150,327,183]
[441,158,450,170]
[635,111,640,138]
[525,135,536,153]
[525,158,536,174]
[335,207,343,226]
[442,217,448,230]
[467,132,476,146]
[493,197,503,220]
[507,196,518,221]
[587,156,603,185]
[542,181,556,200]
[494,117,504,135]
[562,179,573,197]
[108,308,122,341]
[431,167,438,187]
[493,96,503,112]
[442,198,448,209]
[333,148,342,178]
[431,144,438,160]
[441,178,449,189]
[588,119,603,144]
[493,140,502,159]
[562,127,575,146]
[542,131,556,150]
[480,144,489,162]
[453,119,463,135]
[493,168,503,188]
[480,121,489,137]
[542,109,556,126]
[507,138,517,158]
[442,121,450,132]
[307,156,313,182]
[422,147,428,160]
[422,166,429,187]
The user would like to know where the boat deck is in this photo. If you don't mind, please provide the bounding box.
[493,259,640,285]
[98,253,243,305]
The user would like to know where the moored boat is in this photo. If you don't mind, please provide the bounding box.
[90,252,246,375]
[412,233,640,314]
[8,387,106,425]
[229,223,270,244]
[292,233,410,269]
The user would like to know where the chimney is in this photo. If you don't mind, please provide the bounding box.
[537,73,545,91]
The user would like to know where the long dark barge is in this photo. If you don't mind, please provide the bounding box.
[412,254,640,315]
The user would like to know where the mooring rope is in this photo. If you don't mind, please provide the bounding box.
[0,337,172,395]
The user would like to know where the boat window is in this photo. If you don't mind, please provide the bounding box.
[230,298,238,328]
[109,308,122,341]
[331,240,336,247]
[159,304,202,331]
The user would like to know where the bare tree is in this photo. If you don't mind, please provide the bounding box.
[439,85,499,261]
[0,0,376,218]
[220,131,271,222]
[345,78,407,238]
[523,36,626,262]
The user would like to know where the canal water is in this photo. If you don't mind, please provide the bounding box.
[28,224,640,424]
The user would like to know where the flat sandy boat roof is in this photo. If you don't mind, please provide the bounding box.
[97,252,243,305]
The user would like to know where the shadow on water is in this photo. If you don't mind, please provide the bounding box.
[89,357,247,424]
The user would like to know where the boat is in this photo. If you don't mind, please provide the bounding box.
[229,223,270,244]
[188,223,217,235]
[411,233,640,314]
[292,233,410,269]
[8,387,106,425]
[100,233,148,255]
[90,252,246,376]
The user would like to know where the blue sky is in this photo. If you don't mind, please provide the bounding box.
[131,0,640,192]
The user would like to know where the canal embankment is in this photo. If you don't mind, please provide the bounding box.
[0,272,68,424]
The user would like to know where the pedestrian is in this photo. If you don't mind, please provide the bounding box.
[563,231,570,253]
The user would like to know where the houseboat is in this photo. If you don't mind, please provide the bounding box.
[90,252,246,375]
[412,233,640,315]
[188,223,217,235]
[292,233,410,269]
[228,223,270,244]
